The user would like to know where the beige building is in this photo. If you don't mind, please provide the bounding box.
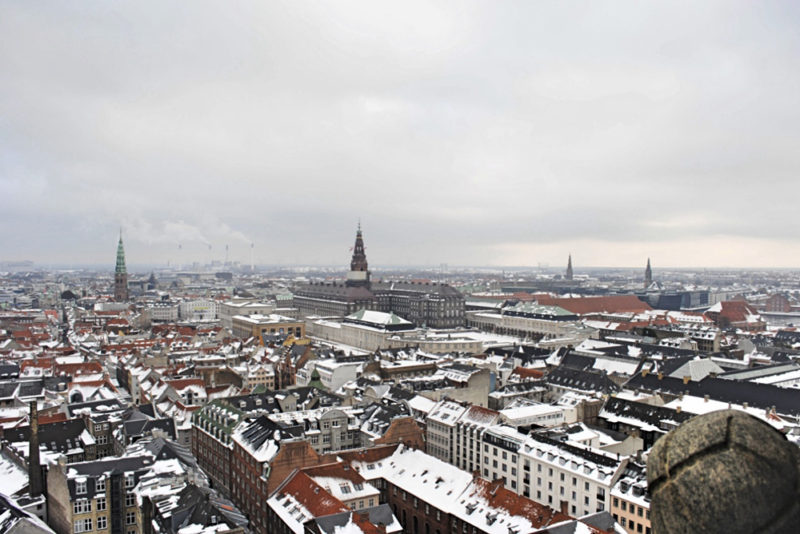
[47,455,147,534]
[245,363,275,390]
[611,466,651,534]
[466,303,578,339]
[231,314,304,340]
[308,310,486,353]
[219,299,276,330]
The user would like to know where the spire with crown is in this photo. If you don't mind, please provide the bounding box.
[114,229,129,301]
[115,230,127,274]
[565,254,573,281]
[346,221,370,287]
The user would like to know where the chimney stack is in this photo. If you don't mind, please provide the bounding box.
[28,401,43,496]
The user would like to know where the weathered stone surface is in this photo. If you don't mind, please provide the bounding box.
[647,409,800,533]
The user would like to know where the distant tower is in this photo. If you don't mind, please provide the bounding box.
[565,254,574,281]
[114,230,129,301]
[645,258,653,288]
[346,222,370,287]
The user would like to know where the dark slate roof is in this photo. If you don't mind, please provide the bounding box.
[625,373,800,417]
[600,397,693,429]
[0,381,17,399]
[17,381,45,398]
[71,456,151,477]
[398,378,448,392]
[544,367,621,394]
[43,376,71,391]
[125,418,176,440]
[142,437,199,471]
[775,330,800,344]
[576,512,617,533]
[636,342,702,359]
[559,352,596,371]
[66,398,126,418]
[153,484,248,533]
[0,493,51,534]
[655,356,696,376]
[4,419,90,455]
[237,416,296,450]
[312,504,396,533]
[223,393,281,413]
[0,363,20,378]
[119,409,177,440]
[386,385,415,402]
[289,386,343,408]
[359,400,410,435]
[529,433,619,468]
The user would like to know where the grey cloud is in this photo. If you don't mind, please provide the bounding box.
[1,1,800,267]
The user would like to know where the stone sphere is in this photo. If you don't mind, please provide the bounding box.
[647,409,800,533]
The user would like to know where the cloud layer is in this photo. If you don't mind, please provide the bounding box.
[2,1,799,268]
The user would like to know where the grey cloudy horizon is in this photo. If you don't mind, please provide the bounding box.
[2,1,800,269]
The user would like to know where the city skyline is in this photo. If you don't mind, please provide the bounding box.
[2,2,800,268]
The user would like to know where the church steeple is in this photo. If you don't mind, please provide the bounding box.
[565,254,573,281]
[346,222,370,287]
[114,229,129,301]
[644,257,653,288]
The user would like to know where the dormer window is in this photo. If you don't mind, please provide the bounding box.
[75,480,87,494]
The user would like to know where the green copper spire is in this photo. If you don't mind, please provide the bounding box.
[115,230,127,274]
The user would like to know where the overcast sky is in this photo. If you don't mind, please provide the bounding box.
[2,2,799,270]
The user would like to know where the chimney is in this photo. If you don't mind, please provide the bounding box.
[28,401,43,497]
[676,405,682,413]
[683,375,690,385]
[641,368,649,377]
[743,402,748,409]
[704,394,710,403]
[657,372,663,380]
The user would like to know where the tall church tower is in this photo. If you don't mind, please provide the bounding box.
[114,230,129,301]
[644,258,653,288]
[565,254,574,281]
[346,222,370,288]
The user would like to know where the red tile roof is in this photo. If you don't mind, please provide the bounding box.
[302,462,368,484]
[537,295,651,315]
[512,367,545,379]
[467,478,571,529]
[274,470,349,517]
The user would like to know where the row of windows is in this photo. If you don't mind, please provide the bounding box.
[74,475,132,495]
[614,498,650,519]
[74,515,115,533]
[613,515,651,534]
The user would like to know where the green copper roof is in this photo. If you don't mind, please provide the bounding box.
[115,234,127,274]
